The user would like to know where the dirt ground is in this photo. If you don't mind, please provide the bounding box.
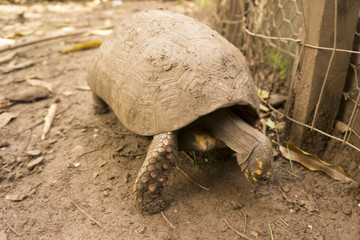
[0,1,360,239]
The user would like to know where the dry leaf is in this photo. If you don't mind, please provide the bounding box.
[42,103,57,140]
[0,51,17,64]
[61,41,102,54]
[0,112,19,128]
[26,79,53,92]
[279,142,355,183]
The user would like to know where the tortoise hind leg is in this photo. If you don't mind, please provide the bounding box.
[133,132,177,214]
[92,93,109,114]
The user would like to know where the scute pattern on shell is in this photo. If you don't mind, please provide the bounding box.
[87,10,259,136]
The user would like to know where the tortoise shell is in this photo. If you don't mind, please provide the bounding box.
[87,10,259,136]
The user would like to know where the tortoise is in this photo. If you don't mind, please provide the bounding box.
[87,10,274,214]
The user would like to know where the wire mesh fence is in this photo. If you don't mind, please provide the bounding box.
[213,0,360,152]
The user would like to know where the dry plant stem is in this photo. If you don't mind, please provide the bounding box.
[275,222,289,233]
[9,103,72,137]
[160,211,176,229]
[110,152,127,169]
[238,212,247,233]
[175,165,209,191]
[73,202,102,228]
[7,222,22,236]
[181,151,196,163]
[223,219,253,240]
[280,218,289,227]
[0,29,88,53]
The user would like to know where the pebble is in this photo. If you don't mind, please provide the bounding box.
[342,207,352,216]
[26,149,42,157]
[138,226,146,234]
[27,156,44,169]
[281,186,290,193]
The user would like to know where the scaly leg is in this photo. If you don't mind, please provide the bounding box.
[133,132,177,214]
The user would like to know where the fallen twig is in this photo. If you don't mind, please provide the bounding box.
[42,103,57,140]
[76,144,108,159]
[0,60,37,74]
[223,219,253,240]
[0,29,88,53]
[9,103,72,137]
[73,202,102,228]
[175,165,209,191]
[239,212,247,233]
[110,151,127,169]
[280,218,289,227]
[161,211,176,229]
[7,222,22,236]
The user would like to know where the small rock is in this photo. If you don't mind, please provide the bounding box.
[281,186,290,193]
[93,172,99,178]
[27,156,44,170]
[313,233,324,240]
[138,226,146,234]
[67,162,81,168]
[26,149,42,157]
[108,175,116,180]
[103,191,109,197]
[5,193,27,202]
[124,173,130,183]
[250,231,258,238]
[231,201,243,210]
[343,207,352,216]
[99,162,108,167]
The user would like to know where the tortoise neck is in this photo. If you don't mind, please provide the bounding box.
[199,108,267,155]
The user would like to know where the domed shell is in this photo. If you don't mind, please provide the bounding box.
[87,10,259,136]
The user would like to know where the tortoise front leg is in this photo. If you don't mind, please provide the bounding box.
[133,131,177,214]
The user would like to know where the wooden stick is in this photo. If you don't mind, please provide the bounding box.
[73,202,102,228]
[161,211,176,229]
[0,29,88,53]
[223,219,253,240]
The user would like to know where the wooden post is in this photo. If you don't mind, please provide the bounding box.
[287,0,360,153]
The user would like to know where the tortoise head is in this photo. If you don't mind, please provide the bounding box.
[238,139,274,185]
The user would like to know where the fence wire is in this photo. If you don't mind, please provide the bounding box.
[213,0,360,152]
